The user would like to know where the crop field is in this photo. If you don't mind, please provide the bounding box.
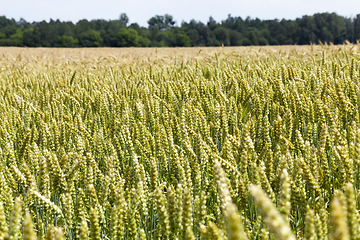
[0,44,360,239]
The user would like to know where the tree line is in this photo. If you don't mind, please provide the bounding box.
[0,12,360,47]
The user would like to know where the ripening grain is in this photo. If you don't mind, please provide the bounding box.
[0,44,359,239]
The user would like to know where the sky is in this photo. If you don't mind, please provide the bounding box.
[2,0,360,27]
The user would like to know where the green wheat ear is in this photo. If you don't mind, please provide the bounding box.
[214,160,248,240]
[0,202,7,240]
[0,45,360,240]
[249,184,296,240]
[6,197,22,240]
[331,197,350,240]
[23,211,36,240]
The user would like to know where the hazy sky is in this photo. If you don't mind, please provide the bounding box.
[2,0,360,27]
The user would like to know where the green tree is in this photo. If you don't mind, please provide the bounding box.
[176,33,191,47]
[245,29,258,45]
[229,30,242,46]
[138,36,150,47]
[207,16,217,31]
[214,27,230,45]
[120,13,129,27]
[117,28,140,47]
[258,37,269,45]
[79,30,103,47]
[241,38,252,46]
[23,27,41,47]
[0,12,358,47]
[10,28,23,43]
[58,35,79,47]
[148,14,175,31]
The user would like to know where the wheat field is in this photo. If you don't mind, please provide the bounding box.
[0,44,360,239]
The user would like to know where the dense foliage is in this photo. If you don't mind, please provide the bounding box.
[1,45,360,239]
[1,12,360,47]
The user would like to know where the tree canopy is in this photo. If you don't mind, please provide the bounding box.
[0,12,359,47]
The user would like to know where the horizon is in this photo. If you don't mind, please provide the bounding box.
[0,11,357,28]
[2,0,360,28]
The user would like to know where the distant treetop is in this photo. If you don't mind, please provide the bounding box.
[0,12,359,47]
